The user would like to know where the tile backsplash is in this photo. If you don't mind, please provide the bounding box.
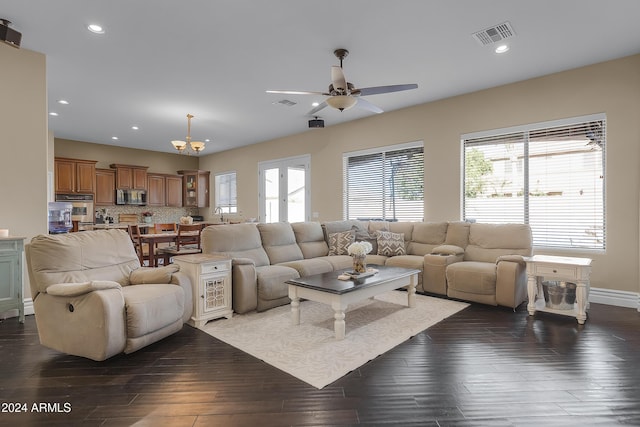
[96,206,199,224]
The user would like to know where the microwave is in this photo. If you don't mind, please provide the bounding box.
[116,189,147,206]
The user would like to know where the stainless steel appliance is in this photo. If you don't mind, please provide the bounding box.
[55,194,94,230]
[48,202,73,233]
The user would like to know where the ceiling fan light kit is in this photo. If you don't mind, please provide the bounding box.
[266,48,418,116]
[326,95,357,111]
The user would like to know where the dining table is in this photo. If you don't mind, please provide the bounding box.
[139,231,200,267]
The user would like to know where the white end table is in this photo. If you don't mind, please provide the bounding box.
[525,255,592,324]
[173,254,232,328]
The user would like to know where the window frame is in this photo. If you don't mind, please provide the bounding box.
[461,113,606,251]
[343,141,424,222]
[214,170,237,214]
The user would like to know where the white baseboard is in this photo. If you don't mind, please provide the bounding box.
[589,287,639,310]
[0,298,34,320]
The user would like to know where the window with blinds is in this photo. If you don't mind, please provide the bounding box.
[463,114,605,250]
[214,171,237,213]
[343,142,424,221]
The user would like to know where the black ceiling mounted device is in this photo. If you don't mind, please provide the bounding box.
[0,19,22,48]
[308,117,324,129]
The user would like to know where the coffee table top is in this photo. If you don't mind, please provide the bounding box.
[286,265,419,295]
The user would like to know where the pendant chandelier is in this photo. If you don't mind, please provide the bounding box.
[171,114,205,155]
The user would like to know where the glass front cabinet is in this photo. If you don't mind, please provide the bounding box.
[178,170,210,208]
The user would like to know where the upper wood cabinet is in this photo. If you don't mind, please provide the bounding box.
[148,173,183,207]
[95,168,116,206]
[110,164,148,190]
[55,157,97,194]
[178,170,210,208]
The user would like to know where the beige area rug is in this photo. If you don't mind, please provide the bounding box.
[202,291,469,389]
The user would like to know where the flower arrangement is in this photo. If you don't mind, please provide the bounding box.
[141,211,154,217]
[347,241,373,256]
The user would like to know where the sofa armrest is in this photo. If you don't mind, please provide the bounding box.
[170,271,193,323]
[423,253,464,295]
[431,244,465,256]
[33,288,126,361]
[129,265,180,284]
[496,254,526,266]
[231,261,258,314]
[46,280,122,297]
[495,258,528,308]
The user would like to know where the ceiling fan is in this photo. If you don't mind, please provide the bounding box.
[266,48,418,116]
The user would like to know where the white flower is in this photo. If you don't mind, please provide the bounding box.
[347,241,372,256]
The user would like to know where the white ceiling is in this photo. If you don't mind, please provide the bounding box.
[4,1,640,155]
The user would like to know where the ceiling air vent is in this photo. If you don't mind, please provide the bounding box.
[472,21,516,46]
[273,99,297,107]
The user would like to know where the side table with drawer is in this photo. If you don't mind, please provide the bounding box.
[525,255,592,324]
[173,254,232,328]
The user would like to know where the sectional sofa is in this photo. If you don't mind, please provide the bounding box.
[201,220,532,314]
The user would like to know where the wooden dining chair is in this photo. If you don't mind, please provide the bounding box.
[157,223,203,264]
[127,224,151,266]
[152,223,177,265]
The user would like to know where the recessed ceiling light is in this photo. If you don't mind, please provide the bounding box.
[57,99,69,105]
[205,139,210,142]
[87,24,105,34]
[312,102,320,107]
[495,44,510,54]
[111,136,119,140]
[131,126,139,130]
[48,112,58,116]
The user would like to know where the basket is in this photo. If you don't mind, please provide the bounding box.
[542,281,576,310]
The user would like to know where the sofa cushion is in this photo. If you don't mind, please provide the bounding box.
[317,255,354,270]
[27,229,141,295]
[291,222,329,258]
[258,223,304,264]
[465,223,533,262]
[322,220,369,241]
[279,258,334,276]
[122,284,184,338]
[376,231,406,256]
[202,223,271,267]
[407,222,448,255]
[445,221,471,248]
[256,265,300,301]
[328,230,355,255]
[446,261,497,295]
[389,222,414,242]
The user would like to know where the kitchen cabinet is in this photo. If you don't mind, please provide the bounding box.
[166,175,183,207]
[95,168,116,206]
[147,173,166,207]
[0,237,25,323]
[147,174,183,207]
[110,164,148,190]
[55,157,97,194]
[178,170,210,208]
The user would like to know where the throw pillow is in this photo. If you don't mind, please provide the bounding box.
[376,230,406,256]
[328,230,355,255]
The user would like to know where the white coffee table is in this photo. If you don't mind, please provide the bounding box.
[286,265,419,340]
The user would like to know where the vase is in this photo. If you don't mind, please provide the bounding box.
[352,254,367,274]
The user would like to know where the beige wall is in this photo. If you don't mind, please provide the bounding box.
[0,44,48,302]
[55,138,198,173]
[199,54,640,295]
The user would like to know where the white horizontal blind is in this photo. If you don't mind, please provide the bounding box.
[343,143,424,221]
[214,171,237,213]
[463,116,605,250]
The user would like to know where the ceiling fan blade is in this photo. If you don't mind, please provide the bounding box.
[307,101,328,115]
[357,83,418,96]
[266,90,328,96]
[331,66,347,92]
[355,97,384,114]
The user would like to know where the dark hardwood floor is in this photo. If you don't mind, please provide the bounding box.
[2,300,640,426]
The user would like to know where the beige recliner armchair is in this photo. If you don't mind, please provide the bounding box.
[25,229,193,361]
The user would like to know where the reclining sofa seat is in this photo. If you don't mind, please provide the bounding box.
[25,229,193,361]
